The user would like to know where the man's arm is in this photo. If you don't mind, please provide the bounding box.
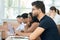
[29,27,45,40]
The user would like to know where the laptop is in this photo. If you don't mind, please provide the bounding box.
[10,36,29,40]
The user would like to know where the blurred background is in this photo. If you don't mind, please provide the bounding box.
[0,0,60,19]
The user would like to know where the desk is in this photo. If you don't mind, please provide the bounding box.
[6,36,40,40]
[2,22,41,40]
[6,36,29,40]
[0,26,5,40]
[5,32,41,40]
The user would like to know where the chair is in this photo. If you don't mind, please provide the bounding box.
[57,25,60,35]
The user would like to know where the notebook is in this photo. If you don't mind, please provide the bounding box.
[11,36,29,40]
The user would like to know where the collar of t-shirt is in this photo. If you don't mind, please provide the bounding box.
[39,15,47,22]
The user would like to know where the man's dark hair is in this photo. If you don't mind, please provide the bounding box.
[16,15,22,18]
[21,13,28,19]
[50,6,56,12]
[32,1,45,13]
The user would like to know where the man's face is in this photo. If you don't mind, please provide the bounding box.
[17,17,23,23]
[32,6,40,17]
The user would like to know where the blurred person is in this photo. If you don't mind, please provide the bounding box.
[21,13,29,24]
[21,13,39,32]
[15,13,39,36]
[16,15,25,31]
[15,13,29,35]
[28,12,39,25]
[2,22,8,40]
[15,15,27,36]
[29,1,60,40]
[49,6,60,24]
[23,12,39,33]
[3,22,14,40]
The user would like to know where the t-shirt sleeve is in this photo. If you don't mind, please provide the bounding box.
[39,21,49,30]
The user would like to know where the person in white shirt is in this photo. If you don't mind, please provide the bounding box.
[16,15,26,31]
[49,6,60,25]
[15,13,30,35]
[3,22,14,40]
[6,14,29,40]
[7,24,14,35]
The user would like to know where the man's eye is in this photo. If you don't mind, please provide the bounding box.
[32,9,34,11]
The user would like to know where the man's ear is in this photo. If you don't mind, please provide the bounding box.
[39,9,41,13]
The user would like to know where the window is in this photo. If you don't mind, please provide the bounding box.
[5,0,37,19]
[4,0,60,19]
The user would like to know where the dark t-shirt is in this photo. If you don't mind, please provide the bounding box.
[39,15,60,40]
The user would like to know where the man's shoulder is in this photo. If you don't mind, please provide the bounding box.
[40,15,54,25]
[40,15,51,22]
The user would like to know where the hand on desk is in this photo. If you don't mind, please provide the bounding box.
[15,30,31,37]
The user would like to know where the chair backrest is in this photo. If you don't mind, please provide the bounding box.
[0,25,3,40]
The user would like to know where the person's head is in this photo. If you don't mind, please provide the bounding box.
[16,15,23,23]
[21,13,29,23]
[50,6,56,14]
[28,12,33,22]
[3,21,8,30]
[32,1,45,17]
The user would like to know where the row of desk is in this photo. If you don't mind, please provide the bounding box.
[0,23,60,40]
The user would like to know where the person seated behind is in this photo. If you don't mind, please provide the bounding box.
[23,12,39,33]
[3,22,14,39]
[28,12,39,27]
[15,13,30,35]
[20,13,30,32]
[21,13,39,32]
[15,13,39,36]
[16,15,26,31]
[49,6,60,25]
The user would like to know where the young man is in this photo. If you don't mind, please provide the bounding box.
[29,1,60,40]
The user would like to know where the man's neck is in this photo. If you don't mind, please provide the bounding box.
[37,13,45,21]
